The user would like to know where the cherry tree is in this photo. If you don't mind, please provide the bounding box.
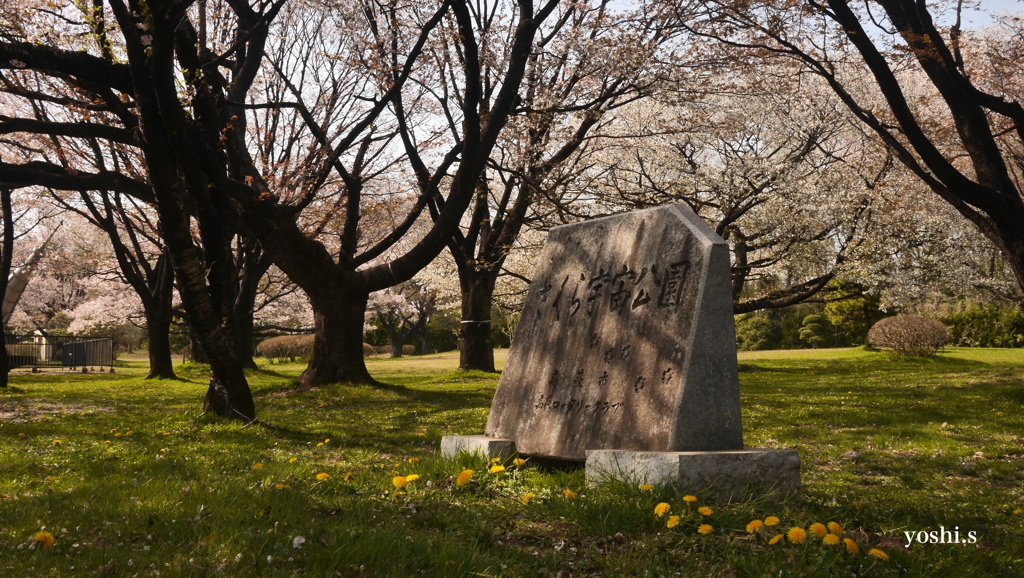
[226,0,562,387]
[9,219,110,333]
[535,55,887,313]
[0,186,60,385]
[46,187,179,378]
[685,0,1024,298]
[367,281,442,357]
[251,266,314,336]
[435,0,676,371]
[852,168,1022,309]
[1,0,570,418]
[1,0,267,418]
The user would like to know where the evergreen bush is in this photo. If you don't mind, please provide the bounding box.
[942,304,1024,347]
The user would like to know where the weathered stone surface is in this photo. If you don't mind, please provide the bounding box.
[485,205,743,460]
[440,435,517,460]
[586,449,801,502]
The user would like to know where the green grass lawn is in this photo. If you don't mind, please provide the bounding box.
[1,347,1022,576]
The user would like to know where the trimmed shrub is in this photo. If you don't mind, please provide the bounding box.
[256,334,315,361]
[867,315,951,357]
[363,343,377,356]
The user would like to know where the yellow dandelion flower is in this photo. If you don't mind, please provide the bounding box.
[746,520,764,533]
[564,489,577,498]
[787,527,807,544]
[639,484,654,492]
[274,483,289,490]
[344,472,353,481]
[768,533,784,545]
[868,548,889,561]
[32,531,55,548]
[315,472,330,480]
[697,524,713,535]
[1014,509,1022,515]
[289,457,298,464]
[827,521,843,534]
[683,495,698,503]
[698,506,713,516]
[654,502,671,517]
[809,522,827,537]
[125,431,133,436]
[823,534,841,546]
[513,458,527,467]
[52,440,62,444]
[392,476,408,489]
[456,469,473,486]
[252,463,264,470]
[316,442,324,447]
[764,516,781,526]
[323,438,330,444]
[844,538,859,555]
[522,492,535,505]
[405,474,420,483]
[489,465,506,474]
[18,433,26,438]
[491,457,502,463]
[667,515,681,529]
[408,457,420,464]
[114,432,123,437]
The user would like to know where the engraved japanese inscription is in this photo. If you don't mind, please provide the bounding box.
[485,205,744,460]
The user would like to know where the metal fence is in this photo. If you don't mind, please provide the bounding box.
[5,334,114,371]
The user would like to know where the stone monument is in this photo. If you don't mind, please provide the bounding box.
[442,204,799,500]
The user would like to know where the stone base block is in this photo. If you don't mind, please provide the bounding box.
[586,448,800,502]
[440,435,517,460]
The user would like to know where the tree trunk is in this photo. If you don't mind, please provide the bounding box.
[152,182,254,420]
[390,331,405,358]
[1,189,13,388]
[145,306,177,380]
[232,243,271,369]
[458,269,498,372]
[144,252,177,379]
[420,329,431,355]
[189,328,210,364]
[987,208,1024,294]
[232,310,257,369]
[299,286,375,388]
[0,336,8,389]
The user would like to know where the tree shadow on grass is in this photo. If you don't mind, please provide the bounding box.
[249,379,495,450]
[1000,384,1024,405]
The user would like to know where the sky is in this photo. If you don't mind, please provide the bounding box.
[960,0,1022,27]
